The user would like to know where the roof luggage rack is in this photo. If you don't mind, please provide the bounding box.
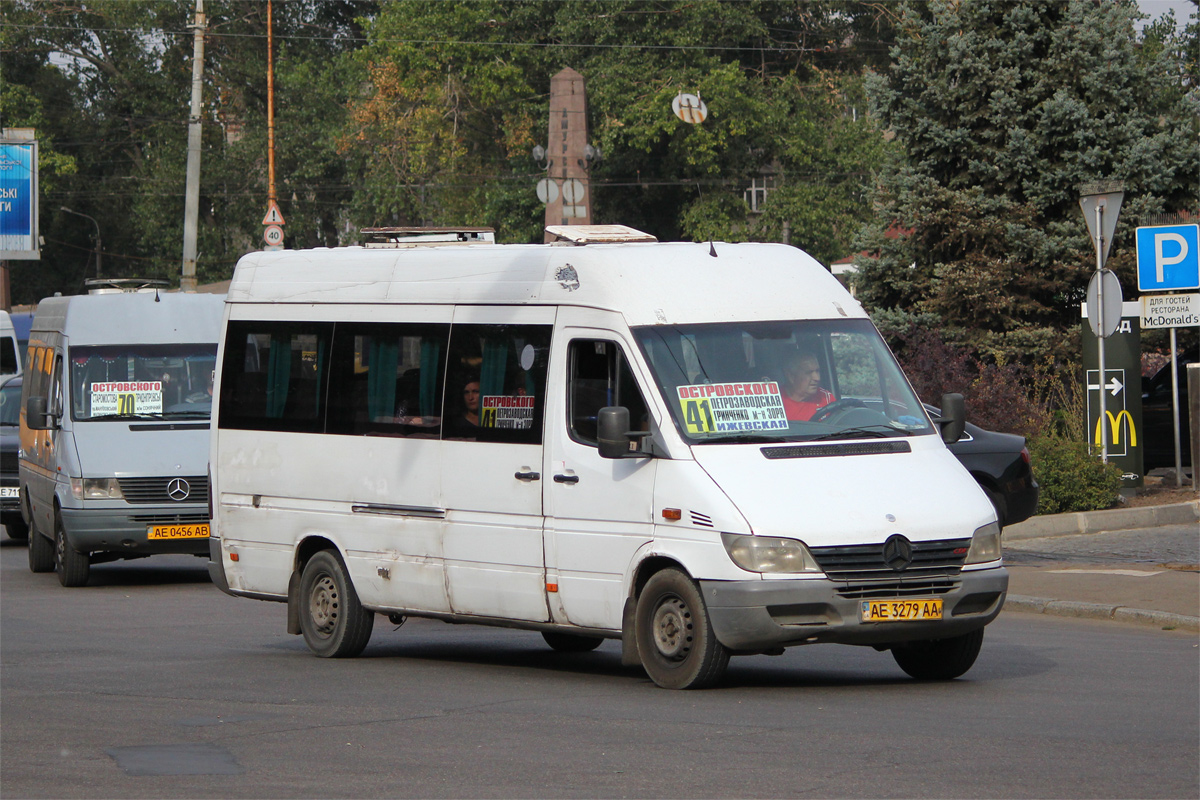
[545,225,657,244]
[361,227,495,247]
[84,278,171,295]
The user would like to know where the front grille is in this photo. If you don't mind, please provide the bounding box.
[834,578,961,600]
[809,538,970,581]
[130,513,210,525]
[117,476,208,504]
[1,449,16,474]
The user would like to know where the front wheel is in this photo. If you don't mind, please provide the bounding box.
[298,550,374,658]
[54,515,90,587]
[891,628,985,680]
[635,568,729,689]
[28,520,53,573]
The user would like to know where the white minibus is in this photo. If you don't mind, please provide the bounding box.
[22,280,224,586]
[208,226,1007,689]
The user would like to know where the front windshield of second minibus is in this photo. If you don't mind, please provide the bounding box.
[70,344,218,421]
[634,319,934,445]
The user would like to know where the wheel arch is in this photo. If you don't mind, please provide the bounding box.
[287,534,341,635]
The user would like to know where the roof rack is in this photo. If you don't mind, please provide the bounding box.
[361,227,496,248]
[84,278,171,295]
[545,225,657,244]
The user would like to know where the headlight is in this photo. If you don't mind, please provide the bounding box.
[70,478,124,500]
[965,521,1002,564]
[721,533,821,574]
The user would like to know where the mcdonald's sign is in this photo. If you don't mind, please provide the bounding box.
[1094,409,1137,448]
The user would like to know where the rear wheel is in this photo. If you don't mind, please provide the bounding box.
[54,515,89,587]
[542,631,604,653]
[891,628,985,680]
[27,519,53,573]
[635,568,729,690]
[298,550,374,658]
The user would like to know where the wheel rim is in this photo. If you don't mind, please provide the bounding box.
[54,525,65,569]
[307,573,340,638]
[651,595,693,662]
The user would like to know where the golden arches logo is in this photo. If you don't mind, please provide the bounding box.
[1094,409,1137,447]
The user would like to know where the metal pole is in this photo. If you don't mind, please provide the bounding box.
[267,0,276,207]
[60,206,101,278]
[1170,326,1182,487]
[1095,203,1107,463]
[181,0,205,293]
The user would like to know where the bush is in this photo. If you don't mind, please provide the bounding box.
[1028,435,1123,514]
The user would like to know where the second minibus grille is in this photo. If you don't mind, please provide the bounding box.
[808,538,970,582]
[117,476,209,504]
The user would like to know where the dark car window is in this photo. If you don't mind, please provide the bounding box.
[0,379,20,425]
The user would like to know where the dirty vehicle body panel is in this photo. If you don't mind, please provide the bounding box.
[209,230,1008,687]
[20,290,224,582]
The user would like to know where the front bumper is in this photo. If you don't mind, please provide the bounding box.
[60,505,211,556]
[701,566,1008,651]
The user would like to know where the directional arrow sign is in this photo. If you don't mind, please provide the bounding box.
[1086,375,1124,396]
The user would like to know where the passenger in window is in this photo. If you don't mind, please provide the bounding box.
[781,352,834,421]
[444,375,481,439]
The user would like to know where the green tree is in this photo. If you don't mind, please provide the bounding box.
[854,0,1199,363]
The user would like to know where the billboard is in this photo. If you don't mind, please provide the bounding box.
[0,133,39,260]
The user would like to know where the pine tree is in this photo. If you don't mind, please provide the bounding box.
[854,0,1199,363]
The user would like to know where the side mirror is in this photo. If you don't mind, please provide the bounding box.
[25,396,54,431]
[938,393,966,444]
[597,406,632,459]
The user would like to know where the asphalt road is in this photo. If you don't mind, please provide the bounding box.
[1,539,1197,799]
[1004,522,1199,566]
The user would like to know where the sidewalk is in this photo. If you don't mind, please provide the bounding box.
[1002,498,1200,633]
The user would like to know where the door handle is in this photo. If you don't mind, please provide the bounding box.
[553,474,579,484]
[514,471,541,482]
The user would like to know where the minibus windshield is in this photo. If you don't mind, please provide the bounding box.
[634,319,934,444]
[70,344,218,422]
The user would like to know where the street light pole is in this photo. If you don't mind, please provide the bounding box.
[60,206,101,279]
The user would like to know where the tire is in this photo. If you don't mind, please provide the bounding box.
[635,568,729,690]
[298,550,374,658]
[5,519,29,541]
[27,520,54,573]
[891,628,985,681]
[542,631,604,653]
[54,514,90,587]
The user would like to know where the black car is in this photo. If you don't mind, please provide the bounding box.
[0,374,27,540]
[1141,352,1196,470]
[927,405,1040,529]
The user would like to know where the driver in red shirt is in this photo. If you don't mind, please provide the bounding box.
[781,352,834,421]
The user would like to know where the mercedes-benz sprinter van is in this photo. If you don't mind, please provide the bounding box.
[208,226,1007,689]
[21,281,224,586]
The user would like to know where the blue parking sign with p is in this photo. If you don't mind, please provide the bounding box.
[1136,224,1199,291]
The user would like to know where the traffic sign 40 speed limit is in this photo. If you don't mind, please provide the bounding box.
[263,225,284,247]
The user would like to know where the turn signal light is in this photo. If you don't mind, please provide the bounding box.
[661,508,682,521]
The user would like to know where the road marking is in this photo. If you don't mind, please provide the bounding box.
[1047,569,1164,577]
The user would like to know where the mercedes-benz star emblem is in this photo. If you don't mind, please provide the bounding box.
[882,534,913,571]
[167,478,191,502]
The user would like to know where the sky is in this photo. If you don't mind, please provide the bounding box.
[1136,0,1196,30]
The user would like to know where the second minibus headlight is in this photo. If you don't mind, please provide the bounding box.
[70,478,124,500]
[721,533,821,574]
[965,521,1002,564]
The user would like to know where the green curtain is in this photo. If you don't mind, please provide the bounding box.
[480,339,507,397]
[265,334,291,418]
[367,338,398,421]
[418,341,441,416]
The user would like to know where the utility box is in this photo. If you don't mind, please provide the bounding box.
[1081,301,1143,489]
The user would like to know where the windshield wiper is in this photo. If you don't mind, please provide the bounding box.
[86,413,167,422]
[699,433,785,444]
[163,411,210,419]
[809,425,915,442]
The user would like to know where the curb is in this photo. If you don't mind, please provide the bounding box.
[1006,594,1200,633]
[1004,499,1200,541]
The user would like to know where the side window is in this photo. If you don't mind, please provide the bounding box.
[26,346,46,399]
[49,353,63,416]
[325,322,450,438]
[218,321,332,433]
[0,336,17,375]
[444,323,550,444]
[568,340,649,445]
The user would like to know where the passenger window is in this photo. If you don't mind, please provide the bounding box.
[325,323,450,438]
[568,340,650,445]
[444,323,550,444]
[218,321,332,433]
